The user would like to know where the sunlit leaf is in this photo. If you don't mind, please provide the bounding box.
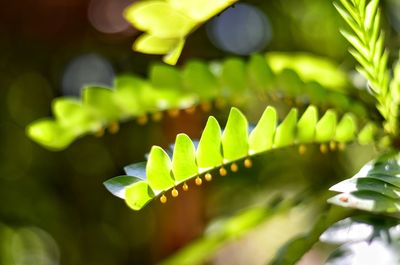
[315,110,337,142]
[124,2,195,38]
[221,107,249,161]
[296,105,318,143]
[172,134,198,182]
[273,108,298,147]
[125,181,155,210]
[196,117,223,171]
[133,34,180,54]
[248,106,277,154]
[146,146,174,191]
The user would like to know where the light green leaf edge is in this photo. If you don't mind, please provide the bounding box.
[110,105,378,211]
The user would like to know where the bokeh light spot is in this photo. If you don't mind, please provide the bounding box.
[62,53,114,97]
[88,0,135,34]
[207,4,272,55]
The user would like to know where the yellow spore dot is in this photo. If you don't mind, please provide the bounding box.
[298,144,307,155]
[151,112,163,122]
[244,158,252,168]
[329,141,337,151]
[230,163,238,172]
[171,188,179,197]
[338,142,346,151]
[108,122,119,134]
[160,194,167,204]
[320,143,328,154]
[205,173,212,181]
[184,105,196,114]
[182,182,189,191]
[167,109,180,117]
[95,127,104,138]
[200,102,212,112]
[137,115,148,125]
[219,167,227,176]
[195,176,202,186]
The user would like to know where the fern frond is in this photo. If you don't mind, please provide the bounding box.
[27,54,370,150]
[335,0,394,132]
[104,105,379,211]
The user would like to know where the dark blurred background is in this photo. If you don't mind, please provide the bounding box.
[0,0,399,264]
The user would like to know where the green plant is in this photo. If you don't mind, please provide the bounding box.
[26,0,400,264]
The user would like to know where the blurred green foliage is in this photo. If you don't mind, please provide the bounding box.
[0,0,399,264]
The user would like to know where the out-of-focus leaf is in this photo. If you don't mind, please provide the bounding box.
[26,119,75,150]
[296,105,318,143]
[182,60,219,98]
[335,113,357,142]
[221,58,247,93]
[315,110,337,142]
[83,86,120,121]
[274,108,297,147]
[328,191,400,213]
[150,63,181,89]
[329,152,400,213]
[124,2,195,38]
[133,34,180,54]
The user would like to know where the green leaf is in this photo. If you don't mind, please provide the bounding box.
[365,0,379,30]
[335,113,357,142]
[315,110,337,142]
[273,108,298,148]
[150,63,181,89]
[83,86,119,121]
[26,119,75,150]
[52,98,98,133]
[358,123,376,145]
[221,58,247,93]
[133,34,180,54]
[328,191,400,213]
[266,52,349,90]
[125,181,155,210]
[113,75,147,116]
[104,176,142,199]
[182,60,219,98]
[330,177,400,199]
[196,117,223,171]
[163,38,185,65]
[248,106,277,154]
[296,105,318,143]
[329,152,400,213]
[169,0,238,22]
[221,107,249,161]
[124,2,195,38]
[172,134,198,182]
[146,146,174,191]
[247,53,274,91]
